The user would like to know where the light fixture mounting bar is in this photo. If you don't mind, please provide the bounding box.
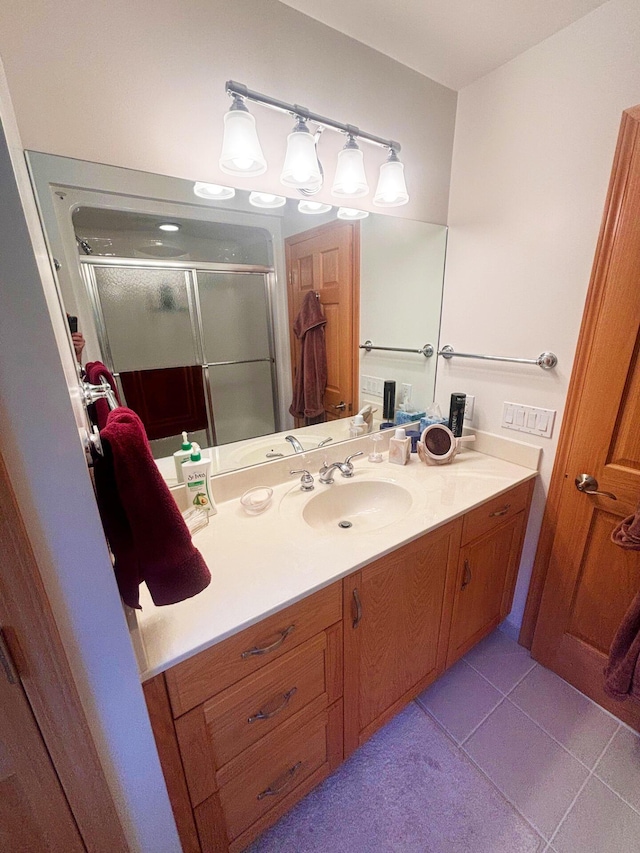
[226,80,401,152]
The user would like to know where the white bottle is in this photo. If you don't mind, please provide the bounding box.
[349,413,367,438]
[173,431,192,483]
[182,443,216,515]
[388,427,411,465]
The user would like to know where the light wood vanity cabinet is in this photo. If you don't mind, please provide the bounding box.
[144,479,533,852]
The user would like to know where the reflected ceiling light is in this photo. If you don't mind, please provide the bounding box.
[332,136,369,198]
[373,149,409,207]
[193,182,236,200]
[337,207,369,220]
[280,118,323,192]
[249,191,286,209]
[219,94,267,176]
[298,200,332,215]
[220,82,407,203]
[158,222,180,232]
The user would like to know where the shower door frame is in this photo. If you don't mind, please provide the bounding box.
[79,256,280,448]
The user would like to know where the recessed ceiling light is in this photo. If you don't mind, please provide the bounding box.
[249,192,286,209]
[298,200,332,215]
[158,223,180,232]
[337,207,369,220]
[193,182,236,200]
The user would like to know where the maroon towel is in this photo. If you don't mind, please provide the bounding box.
[94,407,211,609]
[85,361,122,430]
[289,291,327,421]
[604,504,640,701]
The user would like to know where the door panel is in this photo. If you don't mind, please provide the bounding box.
[286,221,359,424]
[530,106,640,729]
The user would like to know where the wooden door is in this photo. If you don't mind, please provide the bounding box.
[528,106,640,730]
[447,512,528,667]
[0,633,85,852]
[285,220,360,424]
[343,520,461,756]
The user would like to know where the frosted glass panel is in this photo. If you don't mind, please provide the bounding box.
[208,363,275,444]
[198,272,271,363]
[93,266,197,371]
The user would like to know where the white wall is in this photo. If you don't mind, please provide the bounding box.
[0,0,456,225]
[437,0,640,630]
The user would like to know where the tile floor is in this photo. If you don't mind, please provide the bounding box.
[247,628,640,853]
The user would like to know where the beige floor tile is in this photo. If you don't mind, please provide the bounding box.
[594,726,640,811]
[464,629,535,694]
[416,659,503,743]
[464,699,589,839]
[509,665,619,767]
[553,776,640,853]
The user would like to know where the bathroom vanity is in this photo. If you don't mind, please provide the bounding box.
[139,435,536,853]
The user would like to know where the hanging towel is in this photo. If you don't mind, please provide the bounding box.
[85,361,122,430]
[289,291,327,421]
[603,503,640,701]
[94,407,211,609]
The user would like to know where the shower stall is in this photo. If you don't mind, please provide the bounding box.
[79,257,279,458]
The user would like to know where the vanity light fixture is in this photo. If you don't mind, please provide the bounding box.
[249,192,287,209]
[298,200,332,215]
[221,81,408,205]
[193,182,236,200]
[337,207,369,220]
[219,93,267,177]
[373,148,409,207]
[158,222,180,232]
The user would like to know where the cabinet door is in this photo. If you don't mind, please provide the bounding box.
[447,511,527,667]
[343,520,461,755]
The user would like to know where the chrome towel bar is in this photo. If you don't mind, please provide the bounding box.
[438,345,558,370]
[359,340,434,358]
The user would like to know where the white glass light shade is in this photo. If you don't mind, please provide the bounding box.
[298,200,332,215]
[193,182,236,200]
[219,109,267,176]
[249,192,286,209]
[281,129,322,189]
[331,145,369,198]
[373,159,409,207]
[337,207,369,220]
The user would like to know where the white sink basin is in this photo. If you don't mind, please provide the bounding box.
[300,479,413,533]
[227,435,330,467]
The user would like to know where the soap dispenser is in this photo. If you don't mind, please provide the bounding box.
[173,431,192,483]
[182,443,216,515]
[389,427,411,465]
[350,413,367,438]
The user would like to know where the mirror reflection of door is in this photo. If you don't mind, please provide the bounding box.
[285,220,360,426]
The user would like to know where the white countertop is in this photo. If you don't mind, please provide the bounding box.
[135,430,539,682]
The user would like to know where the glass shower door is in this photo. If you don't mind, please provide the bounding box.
[196,271,277,445]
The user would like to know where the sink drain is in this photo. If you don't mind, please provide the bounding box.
[338,520,353,529]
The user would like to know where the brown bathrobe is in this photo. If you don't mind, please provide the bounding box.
[604,504,640,701]
[289,291,327,422]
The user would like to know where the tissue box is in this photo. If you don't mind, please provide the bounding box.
[419,415,448,432]
[395,410,426,426]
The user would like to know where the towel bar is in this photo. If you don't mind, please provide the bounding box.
[438,345,558,370]
[359,340,434,358]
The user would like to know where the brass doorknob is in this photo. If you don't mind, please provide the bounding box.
[575,474,617,500]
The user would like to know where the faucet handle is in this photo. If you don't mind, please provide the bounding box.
[290,469,314,491]
[344,451,364,465]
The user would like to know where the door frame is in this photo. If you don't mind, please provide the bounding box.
[285,219,361,425]
[520,104,640,648]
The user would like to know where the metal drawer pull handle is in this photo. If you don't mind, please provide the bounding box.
[489,504,511,518]
[241,625,295,659]
[575,474,617,500]
[257,761,303,800]
[461,560,472,589]
[247,687,298,724]
[353,588,363,628]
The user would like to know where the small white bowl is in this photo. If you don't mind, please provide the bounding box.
[240,486,273,515]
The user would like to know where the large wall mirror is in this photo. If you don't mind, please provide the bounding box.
[27,152,446,480]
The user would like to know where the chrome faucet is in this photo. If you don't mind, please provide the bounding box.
[285,435,304,453]
[290,469,314,491]
[318,451,363,484]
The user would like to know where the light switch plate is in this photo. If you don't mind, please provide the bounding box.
[464,395,475,421]
[502,402,556,438]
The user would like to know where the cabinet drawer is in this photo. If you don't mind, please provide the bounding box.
[217,708,329,841]
[165,582,342,716]
[461,480,531,546]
